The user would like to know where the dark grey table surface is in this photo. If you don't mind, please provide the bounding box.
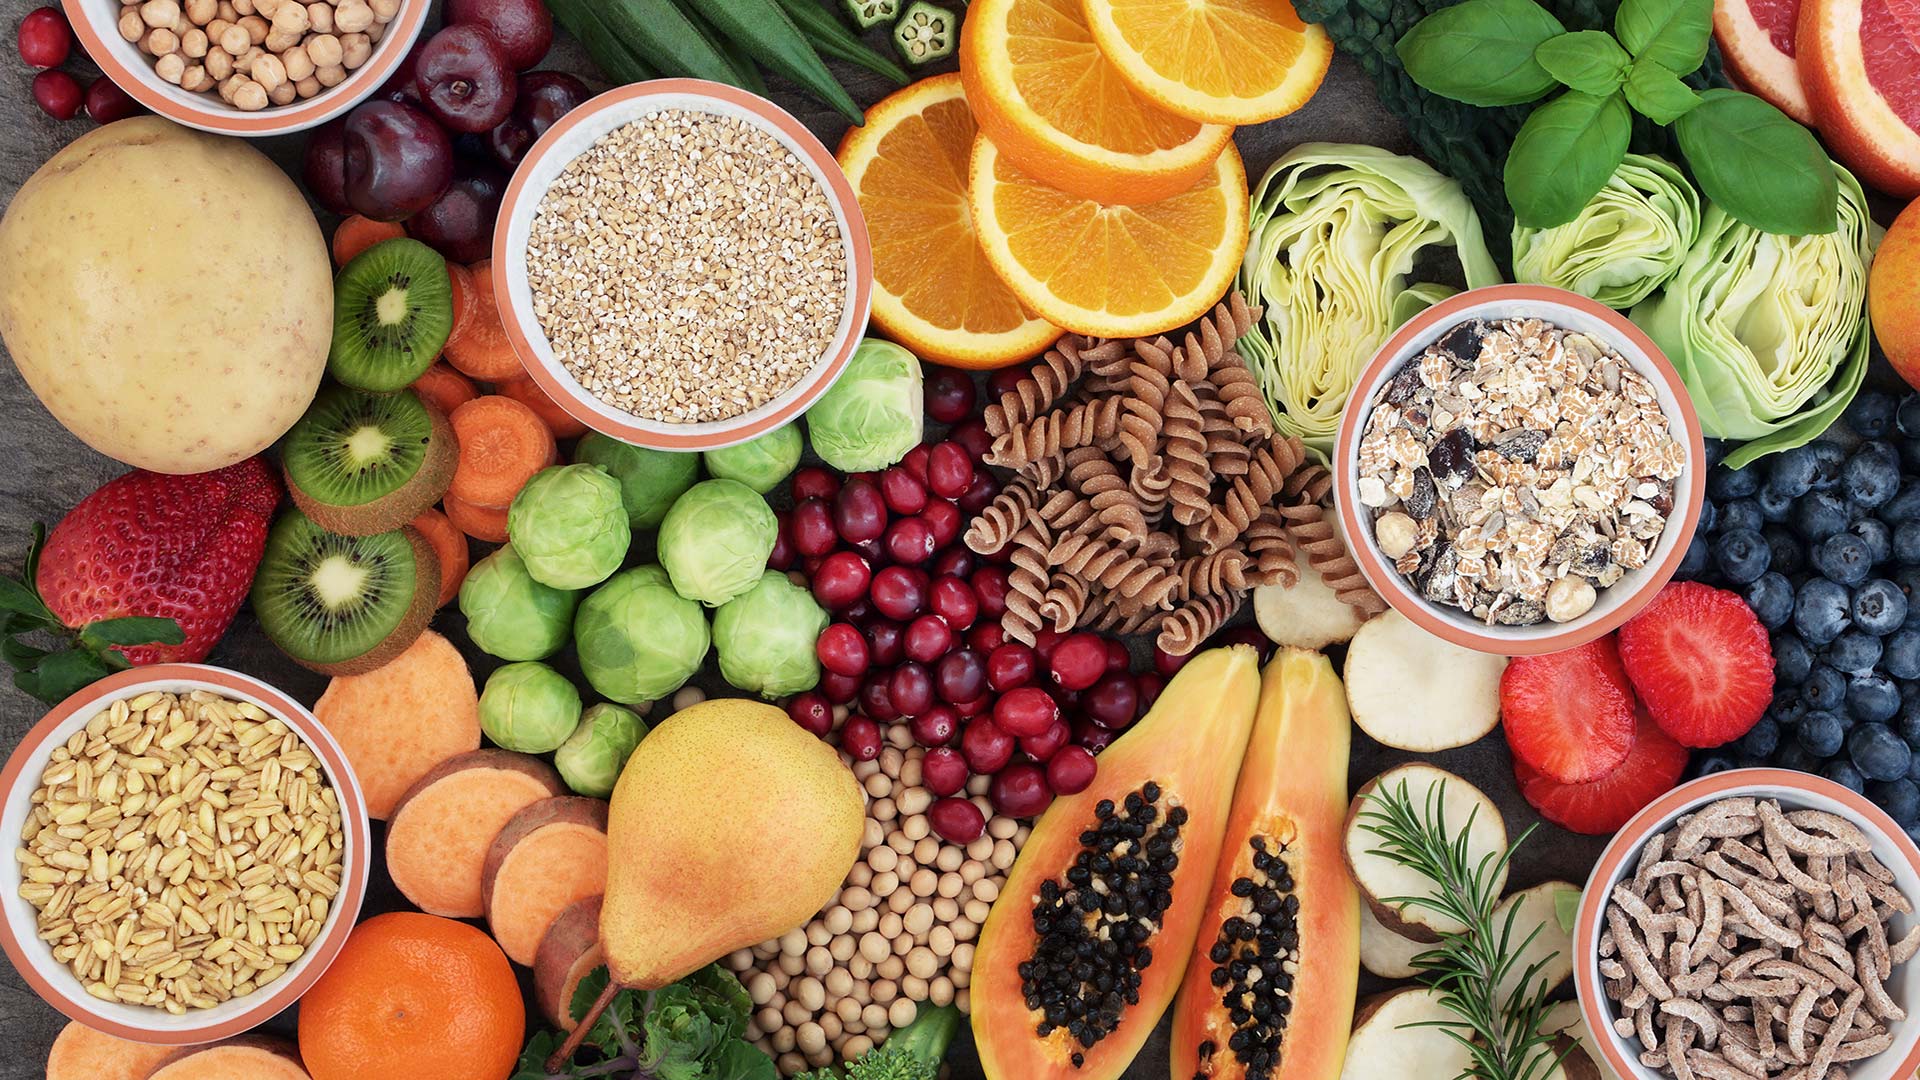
[0,10,1612,1077]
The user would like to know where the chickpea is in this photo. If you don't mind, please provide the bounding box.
[217,0,237,16]
[314,62,345,87]
[263,27,300,51]
[118,9,145,40]
[306,1,332,32]
[141,0,181,26]
[215,72,239,100]
[230,76,268,110]
[185,0,216,20]
[233,0,254,12]
[233,45,263,72]
[205,46,234,79]
[293,74,319,97]
[181,28,207,56]
[270,1,307,34]
[342,32,374,67]
[147,26,180,52]
[332,0,372,30]
[252,0,280,14]
[217,22,249,53]
[251,52,286,91]
[180,63,212,91]
[237,13,267,42]
[155,51,187,82]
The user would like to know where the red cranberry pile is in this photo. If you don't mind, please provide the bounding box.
[16,7,141,123]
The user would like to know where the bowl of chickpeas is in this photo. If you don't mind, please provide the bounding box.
[62,0,428,135]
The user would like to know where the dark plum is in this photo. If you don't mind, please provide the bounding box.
[303,119,354,215]
[407,164,506,263]
[485,70,589,169]
[341,100,454,221]
[413,25,518,133]
[445,0,554,69]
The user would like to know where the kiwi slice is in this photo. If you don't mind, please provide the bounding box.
[284,385,455,537]
[328,238,454,392]
[251,509,440,676]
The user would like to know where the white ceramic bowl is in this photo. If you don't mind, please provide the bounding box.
[0,665,371,1044]
[1333,284,1707,656]
[492,78,874,452]
[62,0,428,136]
[1575,769,1920,1080]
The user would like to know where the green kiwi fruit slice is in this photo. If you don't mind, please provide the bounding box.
[284,385,455,537]
[328,238,454,392]
[251,509,440,676]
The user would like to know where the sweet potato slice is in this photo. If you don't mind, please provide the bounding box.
[47,1022,173,1080]
[386,749,565,918]
[535,894,605,1029]
[144,1037,309,1080]
[484,797,610,966]
[312,629,481,820]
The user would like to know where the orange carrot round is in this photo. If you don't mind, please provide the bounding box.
[446,261,480,347]
[410,362,478,420]
[442,494,511,543]
[409,508,470,607]
[499,376,588,439]
[448,395,555,509]
[313,629,480,820]
[332,215,408,268]
[443,260,525,382]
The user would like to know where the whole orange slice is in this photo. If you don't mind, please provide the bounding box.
[968,134,1249,338]
[960,0,1236,204]
[1082,0,1334,124]
[837,74,1065,369]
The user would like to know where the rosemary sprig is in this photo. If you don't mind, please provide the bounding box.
[1355,778,1568,1080]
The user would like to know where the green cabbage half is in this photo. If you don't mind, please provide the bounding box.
[1238,143,1502,456]
[1630,161,1880,470]
[1513,154,1701,309]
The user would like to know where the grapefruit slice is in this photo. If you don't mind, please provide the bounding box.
[1799,0,1920,197]
[1715,0,1814,122]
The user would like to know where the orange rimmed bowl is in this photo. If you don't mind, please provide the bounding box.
[61,0,428,136]
[492,79,874,452]
[0,665,371,1044]
[1575,769,1920,1080]
[1333,284,1706,656]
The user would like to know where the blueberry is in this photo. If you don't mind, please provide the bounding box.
[1698,499,1719,535]
[1695,754,1739,777]
[1794,578,1853,645]
[1853,578,1908,635]
[1703,437,1728,471]
[1792,491,1851,541]
[1850,674,1902,724]
[1807,442,1847,491]
[1799,710,1847,757]
[1851,518,1892,564]
[1844,441,1903,510]
[1763,527,1806,576]
[1708,464,1760,501]
[1713,528,1771,584]
[1738,717,1780,757]
[1896,523,1920,567]
[1899,394,1920,438]
[1848,723,1913,781]
[1825,630,1883,675]
[1774,744,1821,772]
[1869,778,1920,828]
[1773,634,1815,685]
[1676,535,1710,581]
[1845,390,1897,439]
[1879,480,1920,523]
[1744,572,1794,629]
[1822,760,1867,794]
[1719,500,1763,535]
[1886,630,1920,680]
[1802,664,1848,710]
[1772,699,1807,728]
[1814,533,1875,586]
[1901,696,1920,745]
[1767,444,1821,498]
[1755,484,1794,522]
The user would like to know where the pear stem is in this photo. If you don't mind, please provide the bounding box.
[548,979,622,1072]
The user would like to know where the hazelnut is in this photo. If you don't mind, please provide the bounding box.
[1374,511,1418,561]
[1546,576,1596,623]
[306,1,332,33]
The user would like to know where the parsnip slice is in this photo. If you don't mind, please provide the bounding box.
[1253,536,1369,649]
[1539,1001,1625,1080]
[1489,880,1578,1007]
[1338,988,1473,1080]
[1343,609,1506,751]
[1358,901,1427,979]
[1344,764,1508,942]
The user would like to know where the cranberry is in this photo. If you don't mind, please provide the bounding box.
[1136,673,1165,713]
[904,615,953,664]
[812,551,873,610]
[851,537,886,564]
[972,567,1012,619]
[934,648,987,703]
[870,566,928,621]
[1019,721,1070,762]
[926,442,975,500]
[816,623,870,678]
[820,670,862,704]
[17,7,69,68]
[900,443,931,482]
[989,763,1054,818]
[864,619,906,667]
[922,749,970,797]
[790,498,838,557]
[968,622,1006,654]
[885,517,938,565]
[879,466,929,516]
[1074,717,1119,754]
[31,69,81,120]
[929,797,986,844]
[889,662,934,716]
[414,25,518,132]
[787,692,833,736]
[841,717,883,761]
[1049,633,1108,692]
[994,686,1060,738]
[958,471,1001,514]
[910,705,960,748]
[767,516,796,571]
[931,547,975,580]
[987,643,1037,691]
[1084,672,1141,729]
[834,479,889,543]
[954,694,993,718]
[925,576,977,630]
[1032,627,1062,666]
[1153,643,1192,677]
[791,466,839,503]
[988,366,1028,398]
[443,0,553,70]
[1047,746,1099,795]
[859,678,901,723]
[949,418,994,462]
[924,366,978,423]
[920,502,962,549]
[1216,624,1277,661]
[1104,639,1131,673]
[84,77,140,124]
[961,719,1017,773]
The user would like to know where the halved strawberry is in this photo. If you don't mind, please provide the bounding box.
[1617,581,1774,748]
[1515,706,1690,835]
[1500,637,1636,783]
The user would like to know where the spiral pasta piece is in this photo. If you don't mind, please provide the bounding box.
[1156,591,1244,656]
[1172,550,1250,599]
[985,394,1125,470]
[1064,447,1147,539]
[1117,353,1171,469]
[1163,381,1210,527]
[1039,572,1091,634]
[1286,462,1333,505]
[1193,437,1305,552]
[1002,517,1054,645]
[1081,595,1167,636]
[1048,530,1179,612]
[1241,507,1299,588]
[1281,501,1387,617]
[1129,457,1172,522]
[984,336,1097,437]
[1199,390,1250,478]
[964,477,1041,556]
[1209,358,1274,439]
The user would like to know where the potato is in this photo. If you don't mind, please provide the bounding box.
[0,117,331,474]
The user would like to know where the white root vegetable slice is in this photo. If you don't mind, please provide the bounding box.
[1490,880,1579,1007]
[1343,609,1506,751]
[1358,901,1427,979]
[1338,988,1473,1080]
[1253,535,1369,649]
[1345,764,1508,942]
[1539,1001,1624,1080]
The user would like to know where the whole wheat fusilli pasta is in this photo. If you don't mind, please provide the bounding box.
[1064,447,1147,539]
[1162,381,1210,527]
[986,394,1124,470]
[1281,501,1387,617]
[1003,518,1054,645]
[964,477,1041,556]
[1040,573,1091,634]
[1242,507,1299,589]
[1193,436,1307,553]
[1049,530,1179,612]
[1156,591,1244,656]
[1129,457,1172,521]
[984,336,1093,437]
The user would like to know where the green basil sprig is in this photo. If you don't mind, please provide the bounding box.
[1533,31,1630,96]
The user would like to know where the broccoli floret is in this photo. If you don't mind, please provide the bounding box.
[792,1005,960,1080]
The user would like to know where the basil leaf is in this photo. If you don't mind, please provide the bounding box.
[1676,89,1839,235]
[79,616,185,649]
[1397,0,1568,106]
[1504,90,1633,229]
[1614,0,1712,72]
[1624,58,1702,122]
[1535,30,1631,95]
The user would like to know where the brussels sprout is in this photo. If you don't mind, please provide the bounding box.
[479,661,582,753]
[656,479,778,606]
[805,338,924,471]
[554,702,648,797]
[575,566,710,703]
[703,424,802,495]
[458,545,581,661]
[574,433,700,530]
[507,464,632,590]
[712,571,830,698]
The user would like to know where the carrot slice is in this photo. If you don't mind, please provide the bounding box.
[46,1022,173,1080]
[146,1038,310,1080]
[484,797,610,966]
[409,508,470,607]
[446,261,480,348]
[386,750,565,919]
[499,376,588,439]
[312,629,480,820]
[331,215,408,268]
[534,895,604,1029]
[410,362,478,420]
[442,493,511,543]
[448,395,556,508]
[443,260,525,381]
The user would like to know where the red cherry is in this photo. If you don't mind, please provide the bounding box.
[924,366,978,423]
[929,796,986,844]
[1153,643,1193,677]
[812,551,872,610]
[1019,721,1070,762]
[1104,638,1131,673]
[790,498,838,557]
[820,670,862,705]
[960,719,1016,774]
[787,692,833,736]
[901,443,932,482]
[930,547,975,580]
[31,69,81,120]
[972,567,1012,619]
[1073,717,1119,754]
[920,502,962,549]
[889,662,934,716]
[934,648,987,704]
[791,466,839,503]
[993,686,1060,738]
[816,623,870,678]
[987,643,1037,691]
[1048,633,1108,692]
[1084,672,1140,730]
[841,717,883,761]
[83,77,140,124]
[949,418,994,462]
[16,7,70,68]
[870,566,929,621]
[859,678,901,723]
[928,576,979,630]
[922,749,971,796]
[834,479,889,543]
[864,619,906,667]
[989,763,1054,818]
[1047,746,1098,795]
[926,442,975,500]
[904,615,954,664]
[957,471,1001,514]
[967,622,1006,654]
[885,517,938,565]
[879,466,929,516]
[910,705,960,747]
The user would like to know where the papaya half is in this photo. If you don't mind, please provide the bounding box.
[972,645,1263,1079]
[1171,647,1360,1080]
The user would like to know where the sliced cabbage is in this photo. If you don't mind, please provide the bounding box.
[1513,154,1701,308]
[1630,161,1879,470]
[1239,143,1502,457]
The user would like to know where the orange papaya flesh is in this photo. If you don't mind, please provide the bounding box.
[973,645,1263,1080]
[1171,648,1361,1080]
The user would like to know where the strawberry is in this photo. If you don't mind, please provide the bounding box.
[1500,636,1636,783]
[1617,581,1774,748]
[1515,705,1689,835]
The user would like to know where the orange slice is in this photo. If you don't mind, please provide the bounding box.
[967,134,1249,338]
[837,74,1065,370]
[960,0,1236,204]
[1082,0,1335,124]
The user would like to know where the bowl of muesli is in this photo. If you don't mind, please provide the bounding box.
[1334,284,1706,655]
